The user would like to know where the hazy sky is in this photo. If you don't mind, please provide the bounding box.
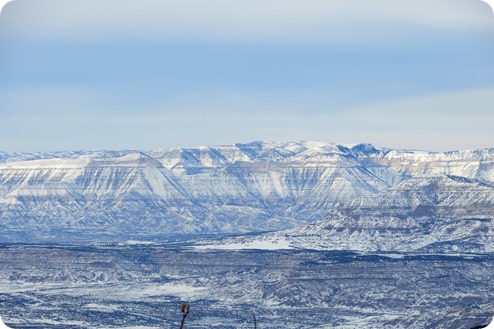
[0,0,493,152]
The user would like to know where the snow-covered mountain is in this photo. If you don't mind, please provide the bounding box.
[0,141,493,243]
[210,174,494,252]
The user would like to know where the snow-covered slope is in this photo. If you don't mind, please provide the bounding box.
[208,174,494,252]
[0,141,493,243]
[370,147,494,182]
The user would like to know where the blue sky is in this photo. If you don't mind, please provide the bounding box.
[0,0,493,152]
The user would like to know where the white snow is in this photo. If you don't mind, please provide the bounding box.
[0,141,493,243]
[195,237,292,250]
[119,240,156,246]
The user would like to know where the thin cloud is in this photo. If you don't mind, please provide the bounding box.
[1,86,492,152]
[2,0,493,42]
[0,0,493,152]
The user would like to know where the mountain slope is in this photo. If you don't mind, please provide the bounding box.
[0,141,493,243]
[212,175,494,252]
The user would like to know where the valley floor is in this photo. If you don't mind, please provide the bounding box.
[0,244,493,328]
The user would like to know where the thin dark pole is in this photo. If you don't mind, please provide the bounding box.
[180,304,190,329]
[253,312,257,329]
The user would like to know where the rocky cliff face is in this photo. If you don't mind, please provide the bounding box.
[0,141,493,243]
[228,174,493,253]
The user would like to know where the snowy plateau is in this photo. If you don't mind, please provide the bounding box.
[0,140,493,245]
[0,141,493,328]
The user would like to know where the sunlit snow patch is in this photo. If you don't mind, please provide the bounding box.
[118,240,156,246]
[196,237,292,250]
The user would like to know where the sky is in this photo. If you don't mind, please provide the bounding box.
[0,0,493,152]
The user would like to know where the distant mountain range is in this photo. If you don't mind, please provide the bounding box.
[0,141,493,246]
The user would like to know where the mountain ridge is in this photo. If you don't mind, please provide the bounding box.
[0,141,493,244]
[205,173,493,253]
